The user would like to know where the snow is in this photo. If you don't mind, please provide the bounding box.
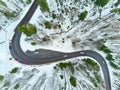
[0,0,120,90]
[0,0,34,74]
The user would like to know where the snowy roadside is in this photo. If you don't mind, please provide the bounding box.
[0,0,34,75]
[0,0,120,90]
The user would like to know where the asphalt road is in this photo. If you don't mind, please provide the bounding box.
[9,0,111,90]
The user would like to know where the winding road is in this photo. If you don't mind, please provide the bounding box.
[9,0,111,90]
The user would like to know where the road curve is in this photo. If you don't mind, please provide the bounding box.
[9,0,111,90]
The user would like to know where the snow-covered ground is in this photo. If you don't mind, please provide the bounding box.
[0,0,35,75]
[0,0,120,90]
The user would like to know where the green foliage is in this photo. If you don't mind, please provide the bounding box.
[74,0,81,3]
[99,44,112,53]
[106,54,114,61]
[0,10,17,19]
[93,0,109,7]
[0,75,4,81]
[54,66,57,69]
[78,11,88,21]
[38,0,49,12]
[55,0,59,6]
[114,0,120,7]
[0,1,18,18]
[117,87,120,90]
[83,58,98,67]
[58,24,61,28]
[19,0,31,4]
[44,21,52,29]
[19,0,24,3]
[113,72,120,77]
[55,0,63,6]
[95,74,102,82]
[109,61,120,69]
[100,39,107,43]
[60,75,63,79]
[102,25,110,29]
[58,62,69,69]
[52,13,57,19]
[10,67,19,74]
[93,80,98,87]
[0,1,7,7]
[97,40,114,62]
[111,8,120,14]
[27,0,32,4]
[62,9,64,13]
[18,23,37,36]
[31,42,37,46]
[3,82,10,87]
[58,62,74,73]
[42,37,50,41]
[90,77,99,88]
[69,76,77,87]
[14,84,20,89]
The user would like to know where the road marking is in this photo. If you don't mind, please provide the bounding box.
[34,52,38,54]
[80,52,84,54]
[102,61,105,64]
[63,55,68,58]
